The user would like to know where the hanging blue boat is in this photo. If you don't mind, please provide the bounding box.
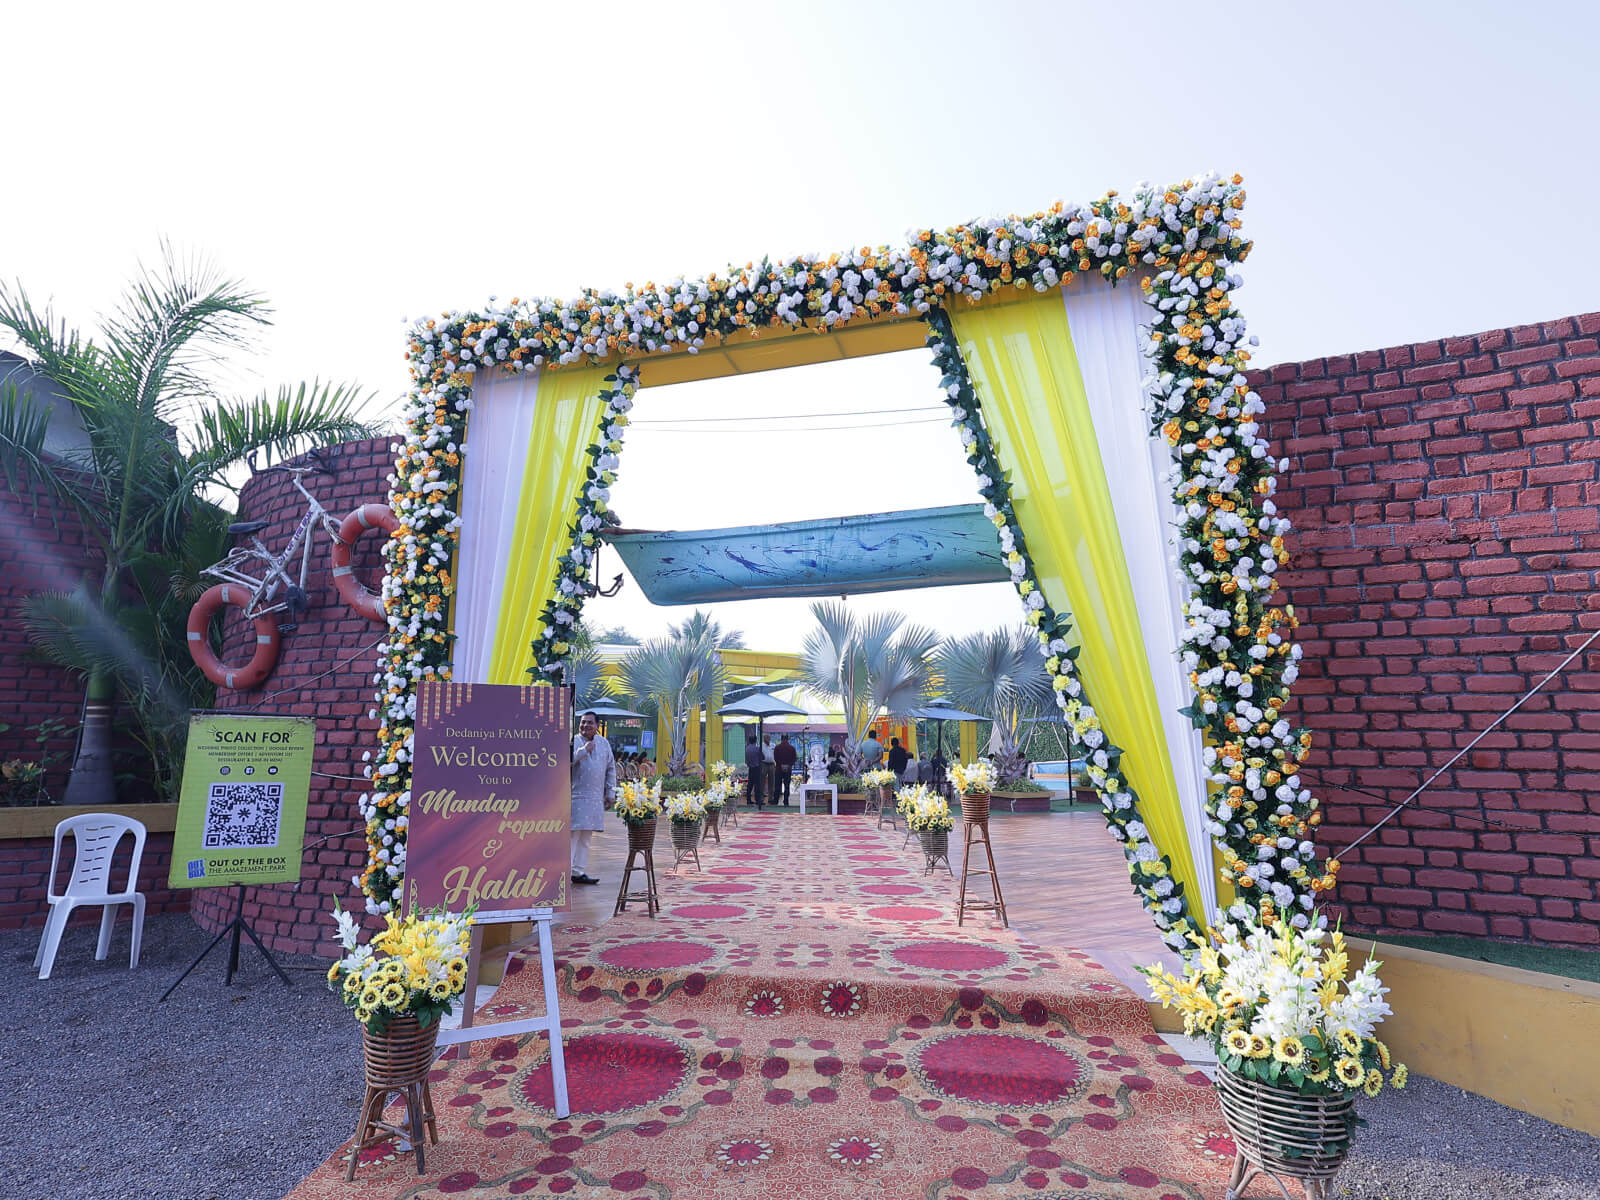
[605,503,1007,606]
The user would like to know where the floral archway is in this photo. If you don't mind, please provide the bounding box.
[358,173,1334,952]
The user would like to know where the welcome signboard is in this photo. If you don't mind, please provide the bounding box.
[406,682,572,915]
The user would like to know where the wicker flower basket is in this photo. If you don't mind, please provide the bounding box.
[626,818,657,853]
[361,1014,440,1090]
[671,820,703,852]
[960,790,991,824]
[703,807,721,842]
[1215,1065,1355,1196]
[917,828,950,857]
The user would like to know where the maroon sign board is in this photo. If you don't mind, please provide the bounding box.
[406,681,572,916]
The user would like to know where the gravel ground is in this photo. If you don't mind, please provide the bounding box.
[4,913,1598,1200]
[1334,1075,1600,1199]
[1,912,360,1200]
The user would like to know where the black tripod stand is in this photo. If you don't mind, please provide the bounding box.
[159,882,293,1002]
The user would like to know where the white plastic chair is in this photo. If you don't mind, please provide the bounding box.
[34,813,148,980]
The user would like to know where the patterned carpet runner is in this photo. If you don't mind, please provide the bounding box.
[287,812,1235,1199]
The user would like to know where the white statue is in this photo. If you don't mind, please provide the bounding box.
[806,743,829,784]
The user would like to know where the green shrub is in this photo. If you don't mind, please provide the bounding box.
[828,773,865,793]
[999,778,1048,793]
[658,774,704,794]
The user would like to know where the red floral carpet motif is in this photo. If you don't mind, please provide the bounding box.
[515,1030,693,1116]
[288,815,1233,1200]
[912,1031,1089,1109]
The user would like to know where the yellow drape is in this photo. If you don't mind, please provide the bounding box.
[946,296,1202,913]
[485,366,612,684]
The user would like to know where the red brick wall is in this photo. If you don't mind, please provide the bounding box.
[0,830,187,930]
[1255,311,1600,947]
[0,471,99,787]
[192,437,397,958]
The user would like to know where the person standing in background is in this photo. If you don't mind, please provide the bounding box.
[773,734,797,806]
[570,710,615,885]
[761,734,777,803]
[886,736,909,777]
[744,730,765,807]
[859,729,884,770]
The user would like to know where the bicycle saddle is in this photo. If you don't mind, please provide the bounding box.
[228,519,270,536]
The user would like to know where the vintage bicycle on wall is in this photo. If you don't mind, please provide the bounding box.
[186,447,398,690]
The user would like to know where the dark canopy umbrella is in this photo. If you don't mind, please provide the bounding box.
[716,691,807,743]
[577,700,646,737]
[910,699,986,789]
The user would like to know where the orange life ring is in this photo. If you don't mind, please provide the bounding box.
[187,584,281,690]
[332,503,398,623]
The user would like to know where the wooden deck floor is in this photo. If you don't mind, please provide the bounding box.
[545,806,1178,995]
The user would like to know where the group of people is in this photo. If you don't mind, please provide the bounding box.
[858,730,945,787]
[742,731,798,807]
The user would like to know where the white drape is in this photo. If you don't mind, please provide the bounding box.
[451,370,543,683]
[1062,281,1219,922]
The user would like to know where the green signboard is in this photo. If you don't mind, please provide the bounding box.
[168,713,315,889]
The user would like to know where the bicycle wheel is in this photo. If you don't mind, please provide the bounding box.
[187,584,281,690]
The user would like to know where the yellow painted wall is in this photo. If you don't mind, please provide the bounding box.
[1347,941,1600,1135]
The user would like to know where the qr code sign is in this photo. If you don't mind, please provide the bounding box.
[203,782,284,849]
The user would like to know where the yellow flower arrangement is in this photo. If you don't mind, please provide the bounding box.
[1142,917,1406,1106]
[896,784,955,832]
[948,760,996,795]
[615,779,663,825]
[326,899,476,1033]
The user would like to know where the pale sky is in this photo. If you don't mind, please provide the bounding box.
[7,1,1598,652]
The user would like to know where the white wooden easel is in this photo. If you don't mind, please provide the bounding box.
[434,907,570,1117]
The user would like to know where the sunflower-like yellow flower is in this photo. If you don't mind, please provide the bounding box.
[1363,1071,1384,1098]
[1335,1057,1364,1087]
[380,981,406,1008]
[356,1006,373,1024]
[1247,1034,1272,1059]
[1391,1063,1408,1089]
[1337,1029,1362,1056]
[429,980,453,1002]
[1224,1029,1252,1057]
[447,957,468,977]
[342,972,363,996]
[1375,1041,1392,1070]
[1273,1037,1307,1067]
[1306,1062,1331,1084]
[326,963,341,984]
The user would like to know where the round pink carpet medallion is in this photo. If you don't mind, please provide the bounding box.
[848,854,897,862]
[866,906,943,922]
[853,867,910,877]
[710,866,762,875]
[889,940,1012,972]
[670,904,747,919]
[597,940,716,974]
[910,1032,1088,1109]
[516,1031,693,1116]
[693,882,757,895]
[859,883,923,896]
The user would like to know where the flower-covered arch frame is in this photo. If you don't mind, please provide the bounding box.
[361,173,1334,951]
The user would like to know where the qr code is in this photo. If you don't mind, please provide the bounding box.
[203,782,284,849]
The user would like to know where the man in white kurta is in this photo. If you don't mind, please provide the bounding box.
[570,711,615,885]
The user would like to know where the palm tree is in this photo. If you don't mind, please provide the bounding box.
[0,251,375,804]
[800,601,938,774]
[934,624,1054,784]
[616,610,743,774]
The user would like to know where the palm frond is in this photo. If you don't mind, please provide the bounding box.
[182,379,378,481]
[99,245,268,425]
